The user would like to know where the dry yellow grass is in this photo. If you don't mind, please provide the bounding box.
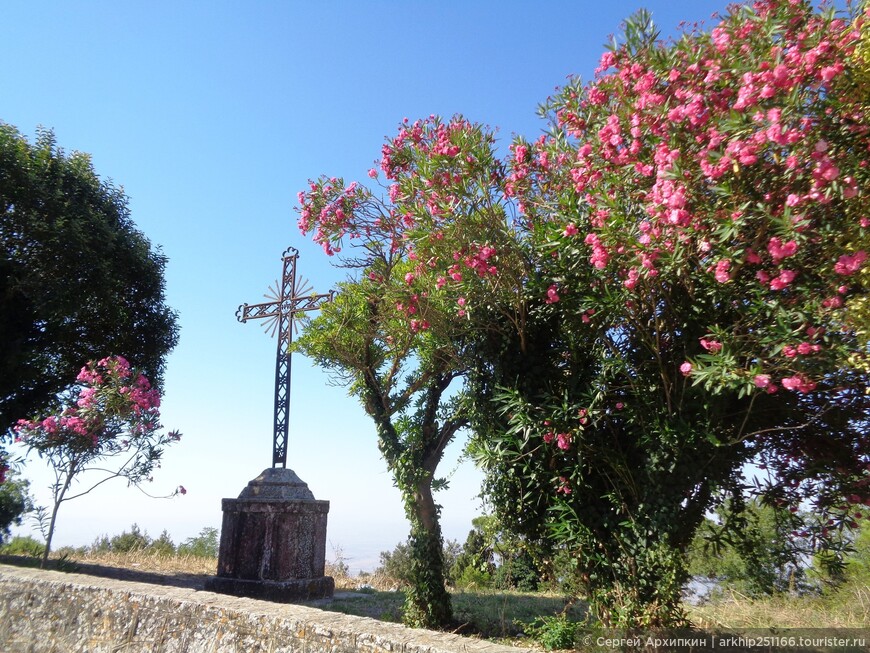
[687,582,870,629]
[47,549,402,591]
[53,548,217,576]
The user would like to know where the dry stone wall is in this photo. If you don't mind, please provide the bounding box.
[0,564,530,653]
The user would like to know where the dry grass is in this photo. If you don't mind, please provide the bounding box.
[686,581,870,629]
[47,549,398,589]
[61,548,218,576]
[326,563,401,592]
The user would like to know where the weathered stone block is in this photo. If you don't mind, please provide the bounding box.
[205,468,334,601]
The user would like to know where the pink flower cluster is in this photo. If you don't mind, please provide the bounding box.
[297,114,515,337]
[543,430,572,450]
[506,0,866,307]
[14,356,165,450]
[500,0,868,402]
[835,251,867,276]
[297,178,368,256]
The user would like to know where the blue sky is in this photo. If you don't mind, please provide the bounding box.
[4,0,728,572]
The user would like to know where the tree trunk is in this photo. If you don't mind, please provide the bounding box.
[400,479,453,629]
[41,467,74,569]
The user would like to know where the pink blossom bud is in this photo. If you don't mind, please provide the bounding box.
[700,338,723,353]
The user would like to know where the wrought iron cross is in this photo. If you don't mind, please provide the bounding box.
[236,246,333,468]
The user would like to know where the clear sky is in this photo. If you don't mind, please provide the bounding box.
[3,0,728,573]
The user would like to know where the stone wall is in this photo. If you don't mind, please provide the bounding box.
[0,564,530,653]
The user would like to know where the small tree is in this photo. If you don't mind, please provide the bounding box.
[296,115,524,628]
[471,0,870,627]
[14,356,182,567]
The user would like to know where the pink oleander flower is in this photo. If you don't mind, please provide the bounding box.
[700,338,723,353]
[754,374,771,388]
[769,269,796,290]
[767,237,798,262]
[60,416,88,437]
[563,223,578,237]
[714,259,732,283]
[76,366,98,384]
[76,387,97,408]
[680,362,693,376]
[745,248,762,264]
[545,284,560,304]
[834,251,867,275]
[624,268,640,289]
[797,342,817,355]
[781,375,816,393]
[556,432,572,450]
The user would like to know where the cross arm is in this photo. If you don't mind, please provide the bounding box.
[236,301,281,323]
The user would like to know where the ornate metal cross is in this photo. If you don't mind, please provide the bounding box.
[236,246,333,468]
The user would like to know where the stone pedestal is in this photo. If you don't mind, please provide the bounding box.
[205,468,334,601]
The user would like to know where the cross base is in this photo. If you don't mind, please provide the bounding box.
[207,468,333,603]
[205,575,335,602]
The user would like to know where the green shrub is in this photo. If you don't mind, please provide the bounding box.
[376,541,413,585]
[91,534,113,552]
[494,549,540,592]
[178,527,219,558]
[109,524,152,553]
[0,535,45,557]
[844,520,870,584]
[0,472,33,543]
[147,529,176,556]
[688,500,806,597]
[454,564,492,589]
[524,614,579,650]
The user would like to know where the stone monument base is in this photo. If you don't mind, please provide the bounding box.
[205,575,335,602]
[206,467,333,602]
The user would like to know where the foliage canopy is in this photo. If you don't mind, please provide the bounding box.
[0,123,179,436]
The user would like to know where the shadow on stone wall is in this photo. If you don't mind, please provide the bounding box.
[0,554,209,590]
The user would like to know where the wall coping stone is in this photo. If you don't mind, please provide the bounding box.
[0,563,533,653]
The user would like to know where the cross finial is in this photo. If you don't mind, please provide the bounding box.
[237,247,333,468]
